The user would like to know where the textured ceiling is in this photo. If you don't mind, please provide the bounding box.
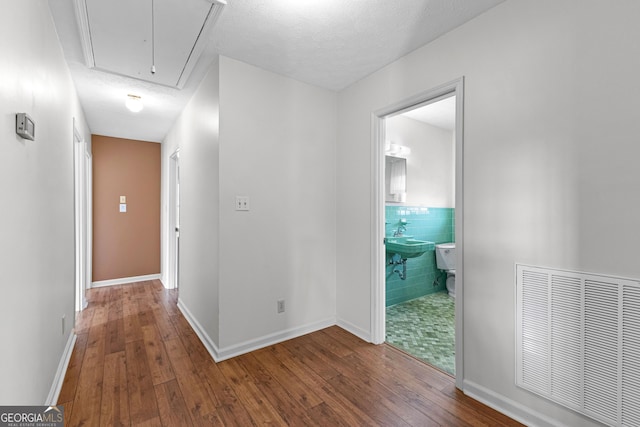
[48,0,504,143]
[209,0,505,91]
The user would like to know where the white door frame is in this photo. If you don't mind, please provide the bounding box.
[371,77,465,389]
[167,149,180,289]
[73,119,90,312]
[85,145,93,294]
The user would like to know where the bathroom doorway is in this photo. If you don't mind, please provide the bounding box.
[371,79,464,388]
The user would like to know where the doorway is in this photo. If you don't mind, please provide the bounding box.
[168,149,180,290]
[371,78,464,388]
[73,119,92,314]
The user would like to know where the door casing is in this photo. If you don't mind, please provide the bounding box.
[74,119,91,313]
[370,77,465,389]
[168,149,180,289]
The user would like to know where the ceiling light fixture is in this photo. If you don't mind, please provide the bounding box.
[126,94,143,112]
[150,0,156,75]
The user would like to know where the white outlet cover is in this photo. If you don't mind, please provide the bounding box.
[235,196,250,211]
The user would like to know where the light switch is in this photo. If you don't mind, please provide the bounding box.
[120,195,126,203]
[235,196,250,211]
[119,203,127,213]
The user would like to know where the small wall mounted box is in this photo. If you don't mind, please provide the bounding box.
[16,113,35,140]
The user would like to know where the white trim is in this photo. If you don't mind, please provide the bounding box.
[337,317,372,343]
[217,317,336,362]
[463,380,565,427]
[175,2,226,88]
[453,79,465,391]
[178,297,336,363]
[370,113,386,345]
[166,149,180,290]
[371,78,465,389]
[85,149,92,294]
[73,118,88,311]
[92,273,161,288]
[46,333,77,405]
[73,0,95,68]
[177,298,221,361]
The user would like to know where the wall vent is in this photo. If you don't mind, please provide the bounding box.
[516,264,640,427]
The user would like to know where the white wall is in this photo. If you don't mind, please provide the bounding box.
[336,0,640,425]
[386,115,454,207]
[0,1,90,404]
[162,56,337,356]
[162,58,220,345]
[218,57,337,350]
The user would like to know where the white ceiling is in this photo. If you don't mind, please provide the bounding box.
[402,95,456,131]
[48,0,504,143]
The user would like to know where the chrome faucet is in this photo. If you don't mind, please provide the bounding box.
[393,224,406,237]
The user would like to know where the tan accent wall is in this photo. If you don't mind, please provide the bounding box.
[92,135,161,282]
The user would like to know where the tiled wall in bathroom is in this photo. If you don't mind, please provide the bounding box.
[385,206,455,307]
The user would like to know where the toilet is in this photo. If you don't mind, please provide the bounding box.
[435,243,456,298]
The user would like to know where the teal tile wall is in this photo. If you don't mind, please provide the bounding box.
[385,206,455,307]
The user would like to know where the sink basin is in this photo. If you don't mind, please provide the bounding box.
[385,237,435,258]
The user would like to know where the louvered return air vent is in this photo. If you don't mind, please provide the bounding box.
[516,264,640,427]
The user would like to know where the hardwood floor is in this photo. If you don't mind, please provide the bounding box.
[58,280,522,426]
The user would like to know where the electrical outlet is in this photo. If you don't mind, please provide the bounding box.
[235,196,250,211]
[277,299,285,314]
[61,314,66,335]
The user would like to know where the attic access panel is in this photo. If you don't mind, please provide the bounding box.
[77,0,225,88]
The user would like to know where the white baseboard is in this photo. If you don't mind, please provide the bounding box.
[177,298,336,363]
[463,380,563,427]
[158,274,176,290]
[176,298,221,361]
[336,317,371,343]
[92,273,161,288]
[216,316,336,361]
[46,332,76,405]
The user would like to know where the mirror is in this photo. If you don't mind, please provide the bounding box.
[385,156,406,203]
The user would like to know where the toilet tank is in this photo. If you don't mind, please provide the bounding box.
[435,243,456,270]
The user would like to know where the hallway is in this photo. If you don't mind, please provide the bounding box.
[57,281,520,426]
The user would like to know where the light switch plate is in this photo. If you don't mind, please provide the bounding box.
[119,203,127,213]
[235,196,250,211]
[120,195,126,203]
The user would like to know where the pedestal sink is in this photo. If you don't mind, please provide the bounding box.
[385,236,435,259]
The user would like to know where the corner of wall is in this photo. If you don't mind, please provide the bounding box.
[162,55,221,347]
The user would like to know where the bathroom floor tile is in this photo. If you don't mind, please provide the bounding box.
[386,291,455,375]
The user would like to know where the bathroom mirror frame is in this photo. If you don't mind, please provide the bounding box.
[385,155,407,203]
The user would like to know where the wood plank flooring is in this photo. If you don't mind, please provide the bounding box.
[58,280,522,426]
